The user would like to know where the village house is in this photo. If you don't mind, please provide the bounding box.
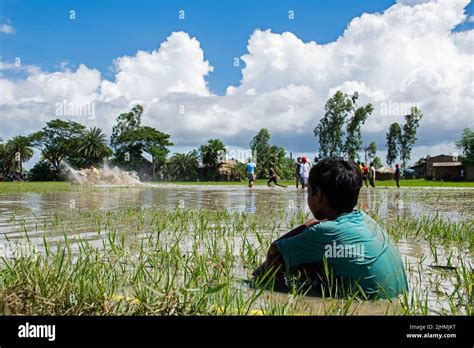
[409,154,467,181]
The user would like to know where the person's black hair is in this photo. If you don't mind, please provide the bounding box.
[369,162,374,167]
[308,157,362,213]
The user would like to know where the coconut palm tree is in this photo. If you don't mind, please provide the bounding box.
[78,127,112,167]
[0,143,12,176]
[199,139,226,180]
[5,136,34,174]
[169,151,199,180]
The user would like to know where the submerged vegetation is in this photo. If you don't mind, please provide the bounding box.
[0,207,471,316]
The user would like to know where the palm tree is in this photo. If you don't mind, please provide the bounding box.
[199,139,226,180]
[0,143,12,176]
[169,151,199,180]
[78,127,112,166]
[5,136,34,174]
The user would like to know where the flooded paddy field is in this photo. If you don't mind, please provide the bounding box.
[0,184,472,315]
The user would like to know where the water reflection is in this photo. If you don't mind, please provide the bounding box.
[0,184,472,315]
[0,186,472,226]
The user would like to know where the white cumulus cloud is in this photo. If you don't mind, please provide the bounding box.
[100,32,213,102]
[0,0,473,167]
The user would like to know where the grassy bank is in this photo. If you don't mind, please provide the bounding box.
[0,179,473,196]
[159,179,474,188]
[0,181,76,195]
[371,179,474,188]
[0,208,472,315]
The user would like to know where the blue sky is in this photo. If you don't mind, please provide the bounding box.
[1,0,473,167]
[0,0,425,95]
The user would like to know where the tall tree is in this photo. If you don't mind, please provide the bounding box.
[169,150,200,181]
[0,143,12,175]
[5,136,34,174]
[199,139,226,180]
[0,142,18,176]
[111,105,143,148]
[314,91,352,157]
[250,128,271,175]
[110,105,173,172]
[456,128,474,164]
[78,127,112,167]
[110,105,143,168]
[249,128,288,177]
[29,119,86,170]
[400,107,423,169]
[386,123,402,166]
[149,146,168,178]
[315,91,373,159]
[345,92,374,160]
[363,141,377,164]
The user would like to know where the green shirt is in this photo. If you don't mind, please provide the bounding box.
[275,210,408,298]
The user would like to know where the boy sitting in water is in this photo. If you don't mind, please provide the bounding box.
[253,157,408,299]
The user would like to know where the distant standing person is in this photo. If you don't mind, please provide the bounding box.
[369,162,376,188]
[361,162,369,187]
[394,164,401,188]
[246,160,256,188]
[299,156,311,190]
[295,157,303,188]
[267,164,287,188]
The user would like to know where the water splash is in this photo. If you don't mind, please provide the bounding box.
[66,165,141,186]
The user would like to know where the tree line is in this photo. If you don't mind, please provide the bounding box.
[314,90,423,169]
[7,90,473,182]
[0,104,297,181]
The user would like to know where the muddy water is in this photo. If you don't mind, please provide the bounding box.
[0,184,472,314]
[1,184,472,223]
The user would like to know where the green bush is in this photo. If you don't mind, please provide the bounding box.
[29,161,64,181]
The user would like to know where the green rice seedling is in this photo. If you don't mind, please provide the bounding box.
[0,204,472,316]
